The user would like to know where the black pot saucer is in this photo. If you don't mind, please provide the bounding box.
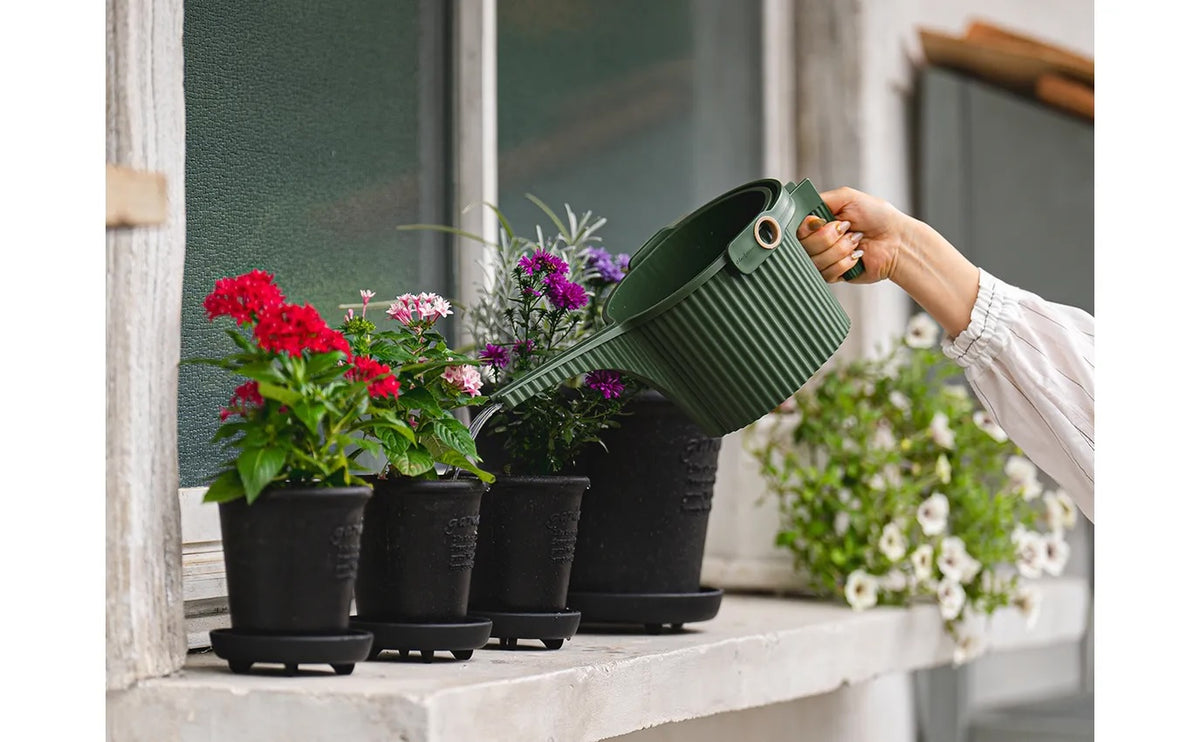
[209,628,374,676]
[349,616,493,662]
[469,609,582,650]
[568,587,724,634]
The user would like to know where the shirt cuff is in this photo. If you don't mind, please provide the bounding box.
[941,268,1020,371]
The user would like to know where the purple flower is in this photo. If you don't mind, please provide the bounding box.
[516,339,535,354]
[617,253,630,273]
[585,370,625,399]
[520,248,569,276]
[517,254,539,275]
[479,343,510,369]
[544,273,589,311]
[584,247,625,284]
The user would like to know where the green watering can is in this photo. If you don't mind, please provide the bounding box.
[490,178,861,437]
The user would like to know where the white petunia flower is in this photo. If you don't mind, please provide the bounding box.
[889,390,911,411]
[837,488,853,504]
[937,577,966,620]
[1013,584,1042,628]
[937,536,972,582]
[870,421,898,452]
[911,544,934,581]
[868,473,887,491]
[834,510,851,537]
[884,463,903,488]
[935,454,952,484]
[929,412,956,449]
[960,555,982,584]
[1041,533,1071,576]
[905,313,940,349]
[952,633,986,666]
[844,570,879,611]
[917,493,949,536]
[842,437,861,454]
[1014,530,1045,579]
[879,522,907,562]
[882,569,908,592]
[1044,490,1078,533]
[973,410,1008,442]
[1005,456,1044,500]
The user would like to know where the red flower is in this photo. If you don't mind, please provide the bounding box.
[219,381,264,421]
[253,303,349,358]
[203,270,285,325]
[345,355,400,398]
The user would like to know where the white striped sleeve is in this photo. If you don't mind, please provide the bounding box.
[942,269,1095,522]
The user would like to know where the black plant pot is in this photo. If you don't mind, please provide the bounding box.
[219,485,371,633]
[568,391,725,631]
[468,475,588,648]
[354,476,485,622]
[470,475,588,611]
[212,485,375,675]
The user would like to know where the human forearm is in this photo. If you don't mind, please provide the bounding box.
[890,217,981,338]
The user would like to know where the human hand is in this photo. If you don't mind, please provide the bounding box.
[796,186,911,284]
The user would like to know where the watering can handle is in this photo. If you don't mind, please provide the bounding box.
[786,180,865,282]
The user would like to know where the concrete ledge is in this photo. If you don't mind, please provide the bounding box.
[107,579,1089,742]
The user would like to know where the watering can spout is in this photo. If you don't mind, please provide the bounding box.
[490,324,638,411]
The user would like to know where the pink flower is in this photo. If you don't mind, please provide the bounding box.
[386,292,453,327]
[442,365,483,397]
[418,292,453,320]
[360,289,375,316]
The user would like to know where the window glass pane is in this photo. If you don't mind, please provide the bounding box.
[179,0,450,487]
[496,0,763,257]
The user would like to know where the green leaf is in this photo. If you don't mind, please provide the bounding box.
[237,446,288,503]
[398,388,443,416]
[225,328,255,352]
[432,419,479,458]
[524,193,570,239]
[203,469,246,503]
[378,427,412,457]
[438,450,496,484]
[233,360,285,384]
[305,351,348,380]
[291,401,324,435]
[390,447,436,478]
[396,222,499,248]
[257,381,302,407]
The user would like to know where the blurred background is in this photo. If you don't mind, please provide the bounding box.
[176,1,1093,740]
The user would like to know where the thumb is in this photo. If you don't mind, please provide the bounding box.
[819,186,859,217]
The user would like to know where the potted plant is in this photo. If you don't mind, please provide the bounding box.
[186,269,413,676]
[746,313,1080,664]
[554,239,725,634]
[449,199,632,649]
[337,289,496,663]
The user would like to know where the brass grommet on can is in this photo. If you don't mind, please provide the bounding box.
[753,215,782,250]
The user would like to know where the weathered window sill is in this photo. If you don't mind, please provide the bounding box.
[108,578,1089,742]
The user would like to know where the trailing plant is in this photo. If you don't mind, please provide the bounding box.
[746,313,1079,663]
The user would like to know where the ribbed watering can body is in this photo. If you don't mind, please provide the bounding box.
[490,178,856,437]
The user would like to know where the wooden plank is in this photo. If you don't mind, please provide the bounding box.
[919,28,1093,96]
[106,0,188,691]
[964,19,1094,82]
[1036,73,1094,121]
[106,163,167,228]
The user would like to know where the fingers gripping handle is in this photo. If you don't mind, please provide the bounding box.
[786,180,865,281]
